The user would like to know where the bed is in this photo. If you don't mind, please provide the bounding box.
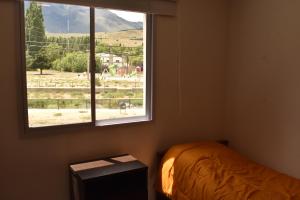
[156,141,300,200]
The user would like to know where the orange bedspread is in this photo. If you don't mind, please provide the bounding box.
[159,142,300,200]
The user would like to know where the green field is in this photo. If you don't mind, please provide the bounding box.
[27,70,144,109]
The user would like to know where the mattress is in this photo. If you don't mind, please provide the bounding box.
[158,142,300,200]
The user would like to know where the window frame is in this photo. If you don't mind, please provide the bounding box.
[18,0,153,133]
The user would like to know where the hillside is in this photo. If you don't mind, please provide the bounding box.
[47,29,143,47]
[25,2,143,33]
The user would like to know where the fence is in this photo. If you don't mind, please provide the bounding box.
[27,79,144,88]
[27,87,143,93]
[28,98,143,109]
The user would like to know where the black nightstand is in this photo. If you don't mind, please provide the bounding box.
[70,154,148,200]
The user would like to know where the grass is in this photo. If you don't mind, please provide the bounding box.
[53,113,62,117]
[28,88,142,99]
[27,70,144,109]
[27,70,144,89]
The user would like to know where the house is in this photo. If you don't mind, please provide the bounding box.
[96,53,124,67]
[1,0,300,200]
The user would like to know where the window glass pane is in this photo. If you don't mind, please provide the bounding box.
[94,8,146,121]
[24,1,91,127]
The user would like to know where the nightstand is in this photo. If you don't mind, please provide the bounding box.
[70,154,148,200]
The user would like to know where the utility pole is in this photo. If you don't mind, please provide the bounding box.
[67,5,70,51]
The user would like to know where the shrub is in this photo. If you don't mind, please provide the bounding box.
[53,52,88,73]
[95,58,102,73]
[108,64,118,76]
[95,78,102,86]
[28,99,47,108]
[53,52,102,73]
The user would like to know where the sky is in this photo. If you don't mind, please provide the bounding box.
[24,1,144,23]
[110,10,144,22]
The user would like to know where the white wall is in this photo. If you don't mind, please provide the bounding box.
[226,0,300,179]
[0,0,228,199]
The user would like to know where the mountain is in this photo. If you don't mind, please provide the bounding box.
[25,3,143,33]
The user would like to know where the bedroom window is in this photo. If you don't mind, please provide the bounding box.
[20,0,153,130]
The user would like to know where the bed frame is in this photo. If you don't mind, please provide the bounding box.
[156,140,229,200]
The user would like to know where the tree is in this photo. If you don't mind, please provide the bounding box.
[25,52,34,71]
[25,2,46,57]
[31,49,51,75]
[44,43,63,63]
[131,56,143,67]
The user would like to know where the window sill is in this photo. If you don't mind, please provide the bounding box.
[23,116,152,134]
[96,115,152,127]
